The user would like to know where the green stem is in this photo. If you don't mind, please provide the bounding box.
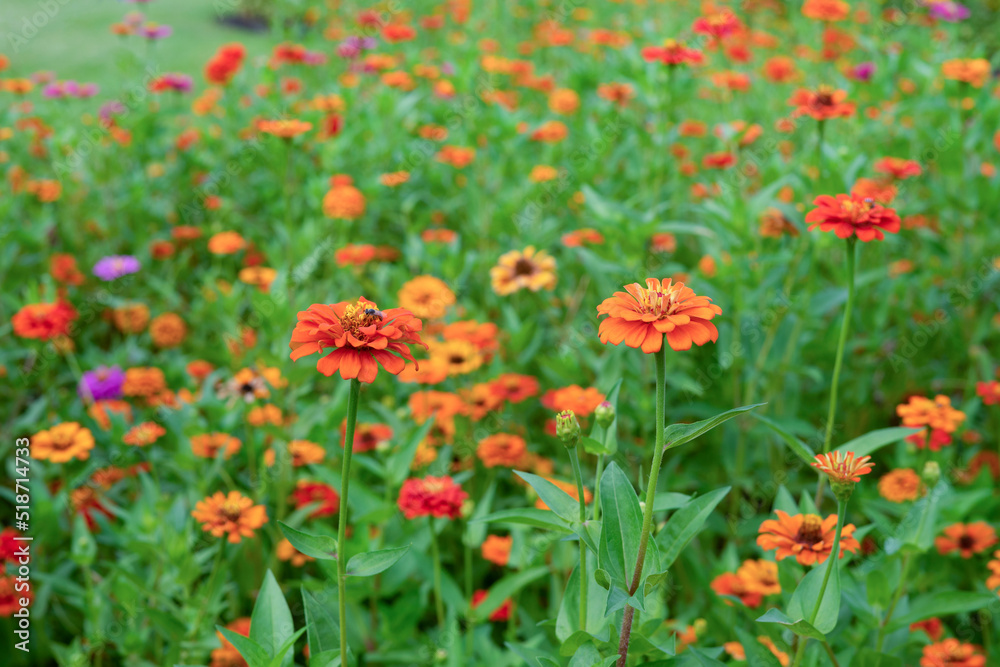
[617,344,667,667]
[570,444,588,631]
[876,490,931,650]
[465,543,474,657]
[816,238,857,506]
[337,378,361,667]
[429,516,445,628]
[593,453,605,521]
[190,543,226,639]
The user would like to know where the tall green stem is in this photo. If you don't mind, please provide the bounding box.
[876,490,931,651]
[429,516,445,627]
[617,344,667,667]
[593,453,605,521]
[570,445,588,630]
[816,239,857,506]
[337,378,361,667]
[464,543,475,657]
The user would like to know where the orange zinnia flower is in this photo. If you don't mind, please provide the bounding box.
[788,86,855,120]
[711,572,763,608]
[757,510,860,565]
[257,118,312,138]
[805,193,901,242]
[812,451,874,483]
[477,433,528,468]
[897,395,966,433]
[934,522,998,559]
[977,381,1000,406]
[878,469,922,502]
[597,278,721,353]
[492,373,540,403]
[190,433,242,459]
[123,422,166,447]
[802,0,850,21]
[289,298,426,383]
[341,420,392,453]
[397,475,468,519]
[31,422,95,463]
[920,639,986,667]
[398,275,455,320]
[323,175,366,220]
[941,59,990,88]
[641,39,704,66]
[191,491,268,543]
[490,246,557,295]
[541,385,605,417]
[874,157,922,180]
[150,313,187,348]
[207,231,246,255]
[481,535,512,566]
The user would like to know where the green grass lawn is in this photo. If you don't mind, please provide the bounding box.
[2,0,274,85]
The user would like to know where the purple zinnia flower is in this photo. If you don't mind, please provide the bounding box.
[79,366,126,401]
[140,22,172,39]
[928,1,970,21]
[93,255,141,280]
[851,61,876,82]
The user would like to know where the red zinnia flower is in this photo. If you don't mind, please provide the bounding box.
[805,193,901,242]
[397,475,468,520]
[289,298,427,383]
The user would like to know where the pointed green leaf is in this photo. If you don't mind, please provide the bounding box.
[278,522,338,561]
[664,403,765,451]
[753,414,816,465]
[302,588,339,660]
[597,463,643,590]
[653,492,691,512]
[514,470,580,522]
[736,626,784,667]
[654,487,730,569]
[886,591,996,631]
[474,507,571,532]
[756,608,826,640]
[217,627,270,667]
[387,418,436,485]
[345,545,410,577]
[250,570,295,663]
[787,561,840,634]
[266,627,308,667]
[582,436,612,455]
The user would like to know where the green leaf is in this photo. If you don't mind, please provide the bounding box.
[664,403,765,451]
[834,427,921,457]
[514,470,580,522]
[597,463,643,590]
[464,479,497,547]
[735,626,784,667]
[653,492,691,512]
[683,647,729,666]
[345,545,410,577]
[582,436,612,455]
[217,627,270,667]
[654,487,730,569]
[787,561,840,635]
[472,566,548,622]
[250,570,295,664]
[278,522,338,561]
[756,608,826,640]
[266,628,308,667]
[302,588,339,660]
[886,591,997,631]
[474,507,571,532]
[753,415,816,465]
[556,557,610,640]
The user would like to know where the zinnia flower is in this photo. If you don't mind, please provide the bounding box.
[476,433,528,468]
[490,246,557,295]
[597,278,721,353]
[878,469,922,502]
[289,298,426,383]
[397,275,455,320]
[78,365,126,402]
[812,451,874,483]
[805,193,901,241]
[290,480,340,518]
[897,395,966,433]
[191,491,268,543]
[397,475,468,519]
[757,510,860,565]
[934,522,998,559]
[471,589,513,622]
[190,433,242,459]
[481,535,512,566]
[31,422,95,463]
[12,301,78,340]
[920,639,985,667]
[788,86,855,120]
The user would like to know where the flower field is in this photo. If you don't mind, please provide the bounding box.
[3,1,1000,666]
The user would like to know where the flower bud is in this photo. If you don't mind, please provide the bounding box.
[922,461,941,488]
[556,410,580,446]
[595,401,615,427]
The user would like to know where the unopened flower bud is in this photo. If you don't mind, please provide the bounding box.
[595,401,615,427]
[556,410,580,446]
[922,461,941,488]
